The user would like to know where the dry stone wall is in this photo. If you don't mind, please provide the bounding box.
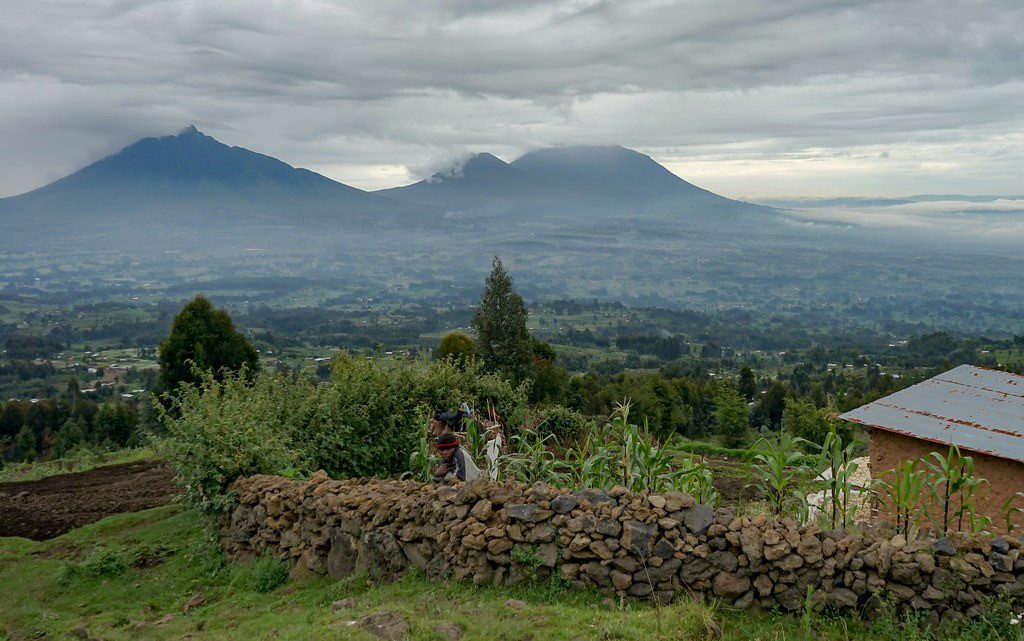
[223,472,1024,623]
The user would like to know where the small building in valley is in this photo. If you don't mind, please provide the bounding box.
[840,364,1024,530]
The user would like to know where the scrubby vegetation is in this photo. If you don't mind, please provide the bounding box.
[161,356,527,511]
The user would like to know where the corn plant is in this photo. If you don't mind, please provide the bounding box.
[1001,492,1024,532]
[622,418,677,493]
[923,445,989,534]
[404,420,436,482]
[498,431,571,486]
[820,427,860,529]
[462,418,490,464]
[668,454,720,507]
[871,460,927,536]
[563,429,615,490]
[748,433,813,519]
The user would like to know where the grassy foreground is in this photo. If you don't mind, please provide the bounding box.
[1,506,1022,641]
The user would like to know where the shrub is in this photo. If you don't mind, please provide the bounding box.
[435,332,476,362]
[61,546,142,583]
[159,369,309,512]
[232,555,290,593]
[533,404,590,442]
[162,355,530,512]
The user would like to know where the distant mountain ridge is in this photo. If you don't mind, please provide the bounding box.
[0,127,777,249]
[380,145,771,221]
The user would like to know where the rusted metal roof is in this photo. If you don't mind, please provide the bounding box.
[840,365,1024,463]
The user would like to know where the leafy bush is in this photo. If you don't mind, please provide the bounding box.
[435,332,476,362]
[231,555,290,593]
[61,546,142,583]
[533,404,590,442]
[159,369,310,512]
[161,355,529,512]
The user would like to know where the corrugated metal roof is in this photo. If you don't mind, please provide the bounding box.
[840,365,1024,463]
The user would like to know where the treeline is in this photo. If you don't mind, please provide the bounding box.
[0,391,142,463]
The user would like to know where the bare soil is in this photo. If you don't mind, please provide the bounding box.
[0,460,178,541]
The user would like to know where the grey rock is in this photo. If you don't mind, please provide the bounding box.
[332,598,358,611]
[596,518,622,537]
[829,588,858,609]
[621,520,657,557]
[990,537,1011,555]
[680,504,715,536]
[359,611,409,641]
[652,538,676,560]
[550,495,578,514]
[507,503,549,523]
[712,572,751,600]
[504,598,527,611]
[628,581,654,597]
[573,489,616,507]
[989,552,1013,573]
[932,538,956,556]
[433,622,462,641]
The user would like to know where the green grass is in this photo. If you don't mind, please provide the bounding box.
[1,505,1022,641]
[0,446,157,483]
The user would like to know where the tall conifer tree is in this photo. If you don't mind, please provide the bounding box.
[472,257,531,379]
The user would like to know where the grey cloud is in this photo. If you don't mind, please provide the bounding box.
[1,0,1022,195]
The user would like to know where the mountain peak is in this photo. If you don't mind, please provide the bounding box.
[175,124,202,137]
[426,152,510,183]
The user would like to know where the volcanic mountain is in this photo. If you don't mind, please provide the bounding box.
[380,145,773,221]
[0,125,423,234]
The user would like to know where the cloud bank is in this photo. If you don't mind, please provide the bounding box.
[1,0,1022,197]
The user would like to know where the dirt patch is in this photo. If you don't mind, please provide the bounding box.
[0,460,178,541]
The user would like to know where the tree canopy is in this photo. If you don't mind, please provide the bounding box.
[158,295,259,393]
[435,332,477,363]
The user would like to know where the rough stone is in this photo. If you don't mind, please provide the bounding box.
[359,611,409,641]
[621,520,657,557]
[573,489,616,507]
[551,495,578,514]
[677,503,715,537]
[712,572,751,600]
[224,474,1024,621]
[433,622,463,641]
[507,503,548,523]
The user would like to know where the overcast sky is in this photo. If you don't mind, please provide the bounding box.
[2,0,1022,199]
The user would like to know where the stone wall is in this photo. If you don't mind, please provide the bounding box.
[223,472,1024,623]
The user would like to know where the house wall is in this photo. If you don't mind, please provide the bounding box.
[870,428,1024,532]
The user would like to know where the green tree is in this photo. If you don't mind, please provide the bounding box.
[95,403,139,447]
[758,380,788,429]
[435,332,477,363]
[714,385,750,448]
[52,417,86,457]
[528,338,570,405]
[738,364,757,401]
[158,295,259,394]
[10,424,38,462]
[783,398,849,451]
[472,257,531,380]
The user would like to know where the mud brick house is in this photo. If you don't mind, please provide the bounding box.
[841,365,1024,530]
